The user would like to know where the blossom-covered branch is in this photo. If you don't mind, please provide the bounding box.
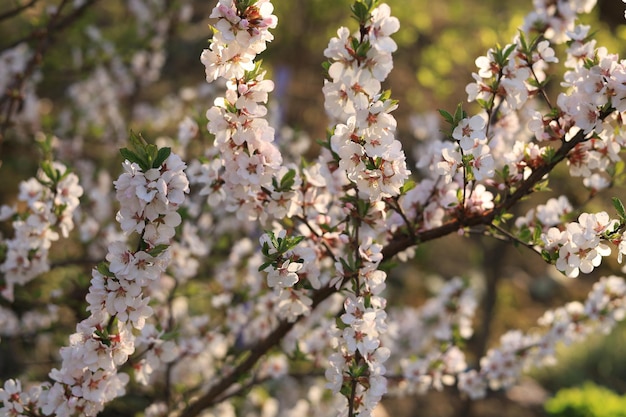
[3,0,626,417]
[0,139,188,416]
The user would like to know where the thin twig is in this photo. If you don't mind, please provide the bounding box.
[488,223,541,253]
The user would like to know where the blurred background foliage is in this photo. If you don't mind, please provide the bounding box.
[2,1,626,416]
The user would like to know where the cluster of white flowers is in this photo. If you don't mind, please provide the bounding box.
[0,162,83,301]
[436,114,495,182]
[461,34,558,178]
[259,230,314,322]
[315,5,421,414]
[200,0,284,222]
[0,152,188,416]
[392,277,476,394]
[115,154,189,245]
[0,304,59,343]
[326,255,389,417]
[61,0,190,146]
[0,44,30,95]
[458,275,626,399]
[6,1,626,416]
[408,30,561,228]
[541,211,621,278]
[515,196,573,231]
[315,202,391,416]
[326,301,389,416]
[556,25,626,191]
[0,379,42,417]
[324,4,409,202]
[132,324,179,386]
[522,0,597,44]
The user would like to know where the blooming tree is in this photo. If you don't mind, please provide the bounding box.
[1,0,626,416]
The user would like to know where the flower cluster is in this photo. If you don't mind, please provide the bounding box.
[5,1,626,417]
[0,44,31,97]
[556,26,626,191]
[259,230,313,322]
[132,324,179,386]
[0,379,42,417]
[321,203,393,416]
[458,275,626,399]
[0,149,188,416]
[115,152,189,245]
[324,4,409,202]
[42,151,187,416]
[0,304,59,342]
[0,161,83,301]
[201,0,276,82]
[200,0,283,222]
[326,294,389,417]
[541,211,621,278]
[394,277,476,394]
[522,0,597,44]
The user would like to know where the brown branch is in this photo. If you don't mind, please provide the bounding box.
[0,0,39,22]
[0,0,100,149]
[178,284,339,417]
[381,129,588,261]
[178,129,589,417]
[179,131,587,417]
[0,0,98,52]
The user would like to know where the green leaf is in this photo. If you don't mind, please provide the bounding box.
[94,329,111,347]
[321,60,332,80]
[533,224,543,243]
[153,147,172,168]
[243,60,264,83]
[291,235,305,247]
[148,244,169,257]
[503,43,517,61]
[96,262,112,277]
[518,226,532,243]
[541,146,557,165]
[258,261,273,272]
[438,109,454,124]
[235,0,254,14]
[340,383,352,398]
[160,329,180,341]
[129,130,148,149]
[120,148,143,167]
[335,316,348,330]
[400,179,416,194]
[145,143,158,166]
[379,89,392,101]
[355,39,371,58]
[40,161,58,183]
[279,168,297,191]
[612,197,626,221]
[351,1,369,22]
[453,102,466,124]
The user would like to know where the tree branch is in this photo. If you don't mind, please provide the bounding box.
[178,128,589,417]
[381,129,588,261]
[0,0,100,149]
[178,283,339,417]
[0,0,39,22]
